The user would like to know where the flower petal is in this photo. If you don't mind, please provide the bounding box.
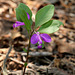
[40,33,51,42]
[13,21,25,28]
[38,45,42,48]
[13,13,30,28]
[31,34,39,44]
[36,32,42,44]
[27,13,30,20]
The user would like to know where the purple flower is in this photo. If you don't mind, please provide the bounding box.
[13,21,25,28]
[13,13,30,28]
[31,32,51,48]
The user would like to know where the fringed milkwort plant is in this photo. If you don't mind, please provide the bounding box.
[13,3,64,75]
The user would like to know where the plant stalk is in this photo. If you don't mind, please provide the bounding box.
[23,30,33,75]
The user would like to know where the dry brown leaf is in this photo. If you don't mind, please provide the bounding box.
[55,40,75,54]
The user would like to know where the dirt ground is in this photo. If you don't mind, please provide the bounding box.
[0,0,75,75]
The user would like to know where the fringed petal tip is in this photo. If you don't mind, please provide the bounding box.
[38,45,42,49]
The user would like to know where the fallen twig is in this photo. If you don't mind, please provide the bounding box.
[3,46,12,75]
[21,51,52,57]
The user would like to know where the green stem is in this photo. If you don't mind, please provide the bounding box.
[23,30,33,75]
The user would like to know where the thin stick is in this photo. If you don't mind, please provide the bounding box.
[3,46,12,75]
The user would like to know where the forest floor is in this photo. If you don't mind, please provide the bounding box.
[0,0,75,75]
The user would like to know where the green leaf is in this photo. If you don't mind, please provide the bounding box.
[18,3,33,25]
[23,48,27,53]
[38,20,64,34]
[17,7,31,30]
[35,5,54,28]
[16,3,32,31]
[18,3,32,17]
[24,62,27,67]
[42,41,44,48]
[16,8,22,22]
